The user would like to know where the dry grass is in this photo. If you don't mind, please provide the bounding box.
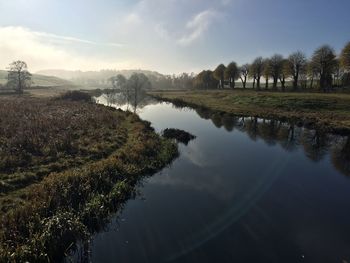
[0,96,126,204]
[0,95,178,261]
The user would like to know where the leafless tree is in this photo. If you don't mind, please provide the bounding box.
[224,62,239,88]
[7,61,32,94]
[286,51,307,90]
[263,59,271,89]
[340,42,350,72]
[239,64,249,89]
[310,45,337,92]
[269,54,284,90]
[250,57,264,90]
[213,64,226,89]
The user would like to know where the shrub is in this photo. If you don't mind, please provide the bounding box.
[162,128,196,145]
[57,90,93,102]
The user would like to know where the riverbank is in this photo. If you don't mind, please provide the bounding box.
[0,93,178,262]
[150,90,350,134]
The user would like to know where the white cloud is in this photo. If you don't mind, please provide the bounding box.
[177,10,217,46]
[0,1,233,73]
[0,26,140,71]
[154,23,170,40]
[114,0,226,46]
[32,31,124,48]
[123,13,142,26]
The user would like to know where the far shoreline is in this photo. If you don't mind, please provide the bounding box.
[149,89,350,135]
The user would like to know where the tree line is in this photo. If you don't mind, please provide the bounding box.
[194,42,350,92]
[146,72,194,90]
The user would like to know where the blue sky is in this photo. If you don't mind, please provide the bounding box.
[0,0,349,74]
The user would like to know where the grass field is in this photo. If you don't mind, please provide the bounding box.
[0,93,178,261]
[150,89,350,134]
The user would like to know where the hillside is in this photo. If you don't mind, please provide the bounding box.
[0,70,75,88]
[36,69,164,80]
[36,69,166,88]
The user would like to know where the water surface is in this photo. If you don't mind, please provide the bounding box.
[79,96,350,263]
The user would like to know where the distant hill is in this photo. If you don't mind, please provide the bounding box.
[0,70,75,88]
[36,69,165,80]
[36,69,166,89]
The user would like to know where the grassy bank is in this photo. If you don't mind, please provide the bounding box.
[0,94,178,262]
[150,90,350,134]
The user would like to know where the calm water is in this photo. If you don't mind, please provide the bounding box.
[76,96,350,263]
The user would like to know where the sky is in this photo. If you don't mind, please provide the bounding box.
[0,0,349,74]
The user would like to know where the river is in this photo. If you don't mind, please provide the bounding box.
[71,95,350,263]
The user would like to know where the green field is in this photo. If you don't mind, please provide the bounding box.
[150,89,350,133]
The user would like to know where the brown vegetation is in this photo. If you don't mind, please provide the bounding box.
[0,94,178,262]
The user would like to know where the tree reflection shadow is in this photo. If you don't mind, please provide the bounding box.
[194,107,350,177]
[331,137,350,176]
[103,92,157,113]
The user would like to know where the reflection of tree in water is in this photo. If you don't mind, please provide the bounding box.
[104,92,157,113]
[300,130,331,162]
[123,74,150,113]
[245,117,259,141]
[129,90,147,113]
[195,108,213,120]
[195,108,243,132]
[103,90,119,106]
[331,137,350,176]
[103,92,127,108]
[192,107,350,177]
[104,73,153,113]
[221,114,237,132]
[211,113,224,128]
[276,124,300,152]
[258,120,280,146]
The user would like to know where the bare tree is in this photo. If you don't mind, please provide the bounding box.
[286,51,307,90]
[126,73,151,112]
[279,59,289,91]
[333,59,344,87]
[251,57,264,90]
[213,64,226,89]
[109,74,127,89]
[263,59,271,90]
[310,45,337,92]
[239,64,249,89]
[307,61,318,89]
[340,42,350,72]
[193,70,218,89]
[340,42,350,88]
[224,62,239,88]
[269,54,284,90]
[104,74,127,106]
[249,64,257,89]
[299,70,308,89]
[7,61,32,94]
